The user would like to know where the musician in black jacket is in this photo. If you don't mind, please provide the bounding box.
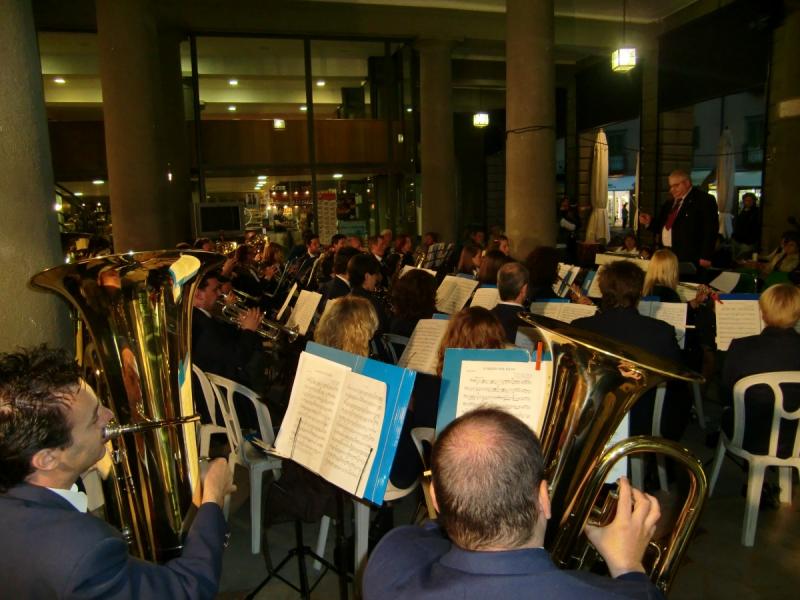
[639,169,718,268]
[491,262,529,344]
[318,246,360,314]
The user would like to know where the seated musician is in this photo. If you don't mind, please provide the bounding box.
[487,234,511,257]
[0,346,235,599]
[347,252,389,335]
[476,250,511,287]
[385,234,415,281]
[191,270,266,427]
[319,246,360,312]
[524,246,561,302]
[365,408,664,600]
[368,234,391,285]
[571,261,689,441]
[721,284,800,457]
[455,243,481,279]
[389,269,437,338]
[491,262,529,344]
[315,295,378,357]
[318,233,347,284]
[287,231,322,287]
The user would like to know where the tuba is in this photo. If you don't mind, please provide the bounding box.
[32,250,222,562]
[517,313,707,593]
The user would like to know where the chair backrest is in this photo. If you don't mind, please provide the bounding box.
[192,364,221,427]
[732,371,800,457]
[381,333,410,365]
[205,373,276,461]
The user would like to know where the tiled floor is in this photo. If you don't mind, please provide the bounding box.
[216,403,800,599]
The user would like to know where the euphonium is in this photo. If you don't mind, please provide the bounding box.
[32,250,222,562]
[517,313,707,593]
[217,298,300,342]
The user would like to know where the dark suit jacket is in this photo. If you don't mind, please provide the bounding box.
[651,187,719,264]
[491,302,525,344]
[572,307,687,438]
[721,327,800,457]
[0,483,226,599]
[192,308,262,386]
[364,523,664,600]
[320,275,350,304]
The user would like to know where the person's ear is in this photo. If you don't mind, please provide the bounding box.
[30,447,61,473]
[429,478,441,514]
[537,480,551,521]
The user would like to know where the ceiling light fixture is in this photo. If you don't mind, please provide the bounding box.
[333,173,343,179]
[405,107,412,113]
[228,105,237,112]
[299,105,308,112]
[473,112,489,128]
[273,118,286,130]
[257,175,267,181]
[316,80,326,87]
[74,192,84,197]
[53,77,66,85]
[92,179,105,185]
[612,0,637,72]
[229,79,239,86]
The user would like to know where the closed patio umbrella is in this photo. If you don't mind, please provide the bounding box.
[585,128,610,243]
[717,128,736,238]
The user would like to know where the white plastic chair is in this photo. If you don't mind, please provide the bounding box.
[708,371,800,546]
[205,372,282,554]
[192,365,228,458]
[381,334,410,365]
[630,384,669,492]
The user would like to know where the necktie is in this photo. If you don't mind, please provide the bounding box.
[665,199,683,230]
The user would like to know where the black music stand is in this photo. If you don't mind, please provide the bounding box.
[245,482,349,600]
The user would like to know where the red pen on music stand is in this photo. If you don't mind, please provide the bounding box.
[535,341,543,371]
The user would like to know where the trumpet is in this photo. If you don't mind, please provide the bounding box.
[217,298,300,342]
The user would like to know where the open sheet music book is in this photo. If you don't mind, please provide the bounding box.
[715,294,763,351]
[595,252,650,272]
[470,286,500,310]
[552,264,581,297]
[436,275,479,314]
[436,348,552,438]
[272,342,416,504]
[285,290,322,335]
[530,300,597,323]
[397,318,449,375]
[276,282,299,321]
[399,265,437,279]
[638,298,688,349]
[709,271,741,293]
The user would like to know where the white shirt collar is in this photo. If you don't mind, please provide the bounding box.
[498,301,524,307]
[335,274,350,286]
[196,307,212,318]
[47,483,88,513]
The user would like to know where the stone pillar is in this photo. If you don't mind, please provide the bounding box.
[505,0,556,258]
[97,0,184,252]
[638,46,660,244]
[762,6,800,251]
[0,0,71,350]
[418,39,457,244]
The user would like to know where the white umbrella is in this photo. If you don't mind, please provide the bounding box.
[585,128,610,243]
[716,128,736,238]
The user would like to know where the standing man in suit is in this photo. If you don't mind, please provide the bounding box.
[491,262,529,344]
[364,408,664,600]
[0,346,235,599]
[639,169,718,268]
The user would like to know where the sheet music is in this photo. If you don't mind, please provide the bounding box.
[638,301,688,349]
[286,290,322,335]
[320,371,386,496]
[398,319,449,375]
[530,301,597,323]
[676,283,698,303]
[595,253,650,272]
[436,276,479,314]
[399,265,437,279]
[587,266,605,298]
[276,282,298,321]
[710,271,740,293]
[274,352,349,471]
[456,360,549,434]
[715,299,763,351]
[470,287,500,310]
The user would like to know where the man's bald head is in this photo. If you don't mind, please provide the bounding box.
[431,408,544,551]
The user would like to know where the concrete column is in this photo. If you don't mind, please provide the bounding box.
[638,46,660,245]
[417,39,457,244]
[97,0,182,251]
[505,0,556,258]
[762,6,800,251]
[0,0,71,350]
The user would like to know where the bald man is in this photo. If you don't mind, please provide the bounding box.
[364,408,664,600]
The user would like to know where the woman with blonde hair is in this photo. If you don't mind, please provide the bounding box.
[314,295,378,357]
[643,249,680,300]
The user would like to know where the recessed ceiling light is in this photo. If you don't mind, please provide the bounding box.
[406,107,413,113]
[74,192,84,197]
[333,173,343,179]
[257,175,267,181]
[273,118,286,130]
[92,179,105,185]
[299,105,308,112]
[228,79,239,86]
[228,105,237,112]
[53,77,66,85]
[316,80,326,87]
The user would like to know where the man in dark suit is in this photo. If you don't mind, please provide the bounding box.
[571,261,688,439]
[720,284,800,457]
[318,246,360,314]
[639,169,719,267]
[0,346,235,599]
[364,408,664,600]
[490,262,529,344]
